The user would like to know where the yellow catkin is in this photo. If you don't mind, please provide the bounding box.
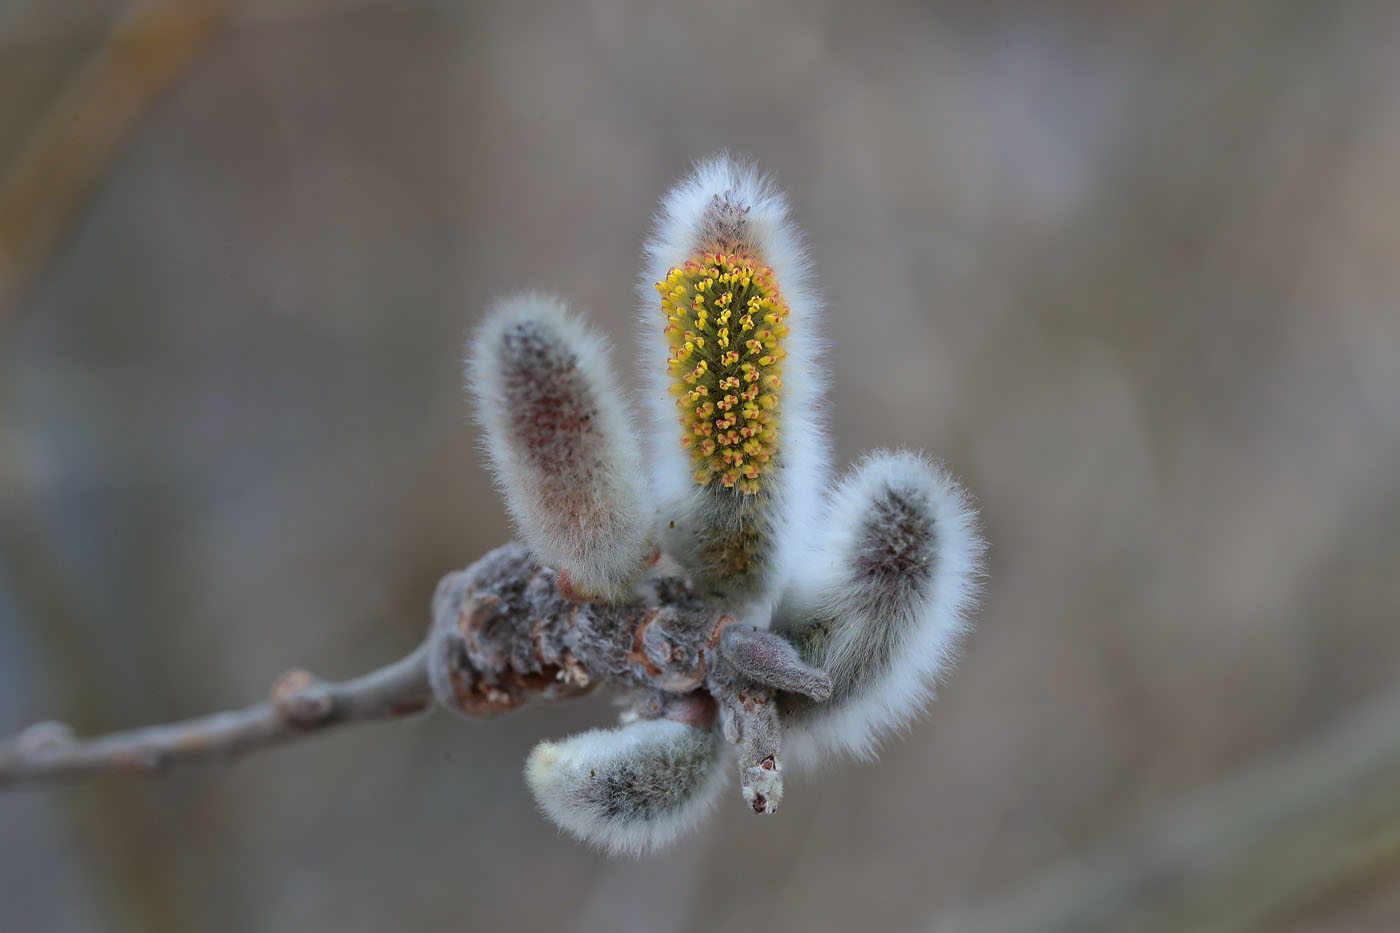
[656,253,790,495]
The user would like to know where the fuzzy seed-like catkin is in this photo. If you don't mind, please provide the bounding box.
[468,294,654,602]
[525,718,728,856]
[640,155,829,610]
[773,450,984,764]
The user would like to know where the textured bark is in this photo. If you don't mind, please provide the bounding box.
[0,648,430,786]
[1,542,830,797]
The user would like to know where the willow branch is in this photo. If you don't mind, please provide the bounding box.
[1,542,829,793]
[0,645,432,788]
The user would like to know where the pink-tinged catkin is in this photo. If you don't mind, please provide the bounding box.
[468,294,654,602]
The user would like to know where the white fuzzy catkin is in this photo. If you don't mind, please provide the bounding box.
[774,450,984,764]
[467,294,654,602]
[525,718,728,856]
[639,155,830,614]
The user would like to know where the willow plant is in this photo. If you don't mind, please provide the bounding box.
[0,156,985,857]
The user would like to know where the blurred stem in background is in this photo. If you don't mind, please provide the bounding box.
[940,683,1400,933]
[0,0,226,333]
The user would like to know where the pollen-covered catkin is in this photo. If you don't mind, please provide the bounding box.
[640,155,829,610]
[525,718,728,856]
[468,294,654,602]
[773,450,984,764]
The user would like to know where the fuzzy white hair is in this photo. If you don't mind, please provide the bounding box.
[775,450,985,764]
[467,293,655,602]
[638,154,830,616]
[525,718,729,856]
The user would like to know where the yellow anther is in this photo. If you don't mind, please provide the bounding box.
[660,248,790,495]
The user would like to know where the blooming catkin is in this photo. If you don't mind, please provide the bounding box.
[773,450,984,763]
[468,294,654,602]
[640,156,829,610]
[525,718,727,856]
[464,161,984,852]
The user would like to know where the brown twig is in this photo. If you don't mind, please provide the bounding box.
[0,645,432,787]
[0,543,831,793]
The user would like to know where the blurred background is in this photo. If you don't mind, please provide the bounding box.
[2,1,1399,931]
